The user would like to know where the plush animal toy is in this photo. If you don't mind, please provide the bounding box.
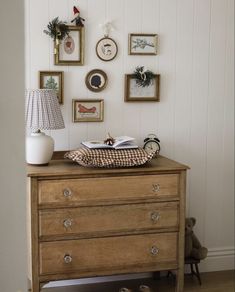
[185,217,208,260]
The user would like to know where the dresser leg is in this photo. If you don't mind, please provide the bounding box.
[31,280,40,292]
[175,269,184,292]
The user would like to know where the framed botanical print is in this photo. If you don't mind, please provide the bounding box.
[124,74,160,102]
[129,33,158,55]
[72,99,104,122]
[54,26,84,65]
[96,37,118,61]
[39,71,64,104]
[85,69,107,92]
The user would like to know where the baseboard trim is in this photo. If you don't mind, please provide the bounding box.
[199,246,235,272]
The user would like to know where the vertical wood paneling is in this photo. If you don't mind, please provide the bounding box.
[188,0,211,242]
[86,0,106,141]
[157,0,177,157]
[174,0,194,163]
[218,0,234,246]
[139,0,160,146]
[105,0,125,137]
[49,0,70,150]
[29,0,50,87]
[205,0,228,247]
[122,0,142,144]
[25,0,234,273]
[68,0,88,149]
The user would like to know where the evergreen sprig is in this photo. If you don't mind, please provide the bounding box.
[133,66,155,87]
[43,17,70,41]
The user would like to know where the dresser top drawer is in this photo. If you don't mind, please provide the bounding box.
[38,174,179,206]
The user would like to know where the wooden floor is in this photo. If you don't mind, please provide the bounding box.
[42,270,234,292]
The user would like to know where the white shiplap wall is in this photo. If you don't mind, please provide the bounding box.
[25,0,234,281]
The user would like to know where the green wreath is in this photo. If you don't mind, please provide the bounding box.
[43,17,70,41]
[133,66,155,87]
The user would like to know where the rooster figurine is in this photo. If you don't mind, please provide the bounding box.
[71,6,85,27]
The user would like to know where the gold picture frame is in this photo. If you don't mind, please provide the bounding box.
[39,71,64,104]
[85,69,108,92]
[129,33,158,55]
[96,37,118,61]
[72,99,104,122]
[124,74,160,102]
[54,26,84,66]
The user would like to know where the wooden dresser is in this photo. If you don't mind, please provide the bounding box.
[27,155,189,292]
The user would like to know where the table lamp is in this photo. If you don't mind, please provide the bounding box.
[25,89,65,165]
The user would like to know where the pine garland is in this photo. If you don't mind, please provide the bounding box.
[133,66,155,87]
[43,17,70,41]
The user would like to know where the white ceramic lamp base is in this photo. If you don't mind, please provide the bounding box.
[26,132,54,165]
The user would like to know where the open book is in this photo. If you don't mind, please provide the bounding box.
[81,136,138,150]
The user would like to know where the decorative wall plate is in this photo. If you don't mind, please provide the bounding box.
[85,69,107,92]
[96,37,118,61]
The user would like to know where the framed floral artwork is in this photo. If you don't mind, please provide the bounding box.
[54,26,84,65]
[124,74,160,102]
[129,33,158,55]
[72,99,104,122]
[39,71,64,104]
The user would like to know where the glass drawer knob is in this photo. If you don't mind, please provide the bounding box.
[152,183,160,192]
[64,254,72,264]
[151,211,160,222]
[151,246,159,256]
[63,219,72,228]
[63,188,72,197]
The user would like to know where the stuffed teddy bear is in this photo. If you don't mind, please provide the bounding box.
[185,217,208,260]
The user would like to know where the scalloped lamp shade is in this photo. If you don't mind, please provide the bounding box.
[25,89,65,165]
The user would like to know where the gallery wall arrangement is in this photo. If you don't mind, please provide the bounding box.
[25,0,234,283]
[41,5,160,129]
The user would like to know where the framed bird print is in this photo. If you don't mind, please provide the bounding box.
[129,33,158,55]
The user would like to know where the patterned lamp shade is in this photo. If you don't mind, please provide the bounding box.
[25,89,65,131]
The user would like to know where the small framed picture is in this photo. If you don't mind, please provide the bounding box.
[39,71,64,104]
[96,37,118,61]
[129,33,158,55]
[124,74,160,102]
[85,69,107,92]
[72,99,104,122]
[54,26,84,66]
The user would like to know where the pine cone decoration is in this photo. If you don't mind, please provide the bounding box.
[104,133,115,146]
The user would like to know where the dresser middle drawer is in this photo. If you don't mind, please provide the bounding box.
[39,202,179,238]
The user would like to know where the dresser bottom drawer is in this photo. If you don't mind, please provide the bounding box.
[40,233,178,275]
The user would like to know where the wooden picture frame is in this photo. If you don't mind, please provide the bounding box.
[85,69,107,92]
[54,26,84,66]
[129,33,158,55]
[39,71,64,104]
[124,74,160,102]
[72,99,104,122]
[96,37,118,61]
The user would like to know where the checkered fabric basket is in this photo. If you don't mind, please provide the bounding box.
[64,148,155,168]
